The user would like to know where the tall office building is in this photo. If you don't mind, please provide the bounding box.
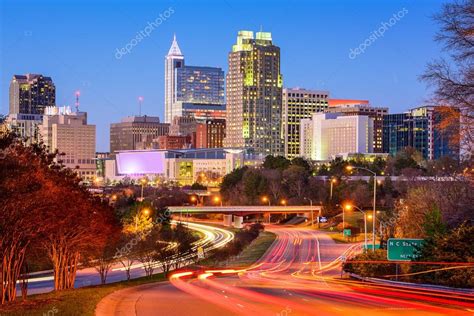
[225,30,283,155]
[300,112,374,161]
[110,116,169,154]
[164,35,225,123]
[40,106,96,180]
[325,103,388,153]
[9,74,55,115]
[383,106,460,161]
[196,119,226,149]
[282,88,329,159]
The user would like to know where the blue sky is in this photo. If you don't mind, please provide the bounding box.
[0,0,447,151]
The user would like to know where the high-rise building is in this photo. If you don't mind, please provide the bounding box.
[9,74,55,115]
[282,88,329,159]
[325,103,388,153]
[383,106,460,161]
[300,112,374,161]
[225,30,283,155]
[4,113,43,145]
[164,35,225,123]
[196,119,226,149]
[164,35,185,123]
[39,106,96,180]
[110,116,169,154]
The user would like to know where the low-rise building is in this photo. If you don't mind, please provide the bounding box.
[107,148,264,186]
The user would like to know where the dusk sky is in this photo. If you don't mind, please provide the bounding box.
[1,0,448,151]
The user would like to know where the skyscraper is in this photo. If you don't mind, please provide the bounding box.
[165,35,185,124]
[9,74,55,115]
[225,30,283,155]
[164,35,225,123]
[282,88,329,159]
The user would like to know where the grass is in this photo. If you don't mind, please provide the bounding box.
[200,231,277,268]
[326,231,367,243]
[0,272,168,315]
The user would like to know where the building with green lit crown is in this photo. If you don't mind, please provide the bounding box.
[224,30,284,156]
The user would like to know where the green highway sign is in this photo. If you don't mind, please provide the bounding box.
[343,229,351,237]
[387,238,424,261]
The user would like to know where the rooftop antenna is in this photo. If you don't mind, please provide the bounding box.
[75,91,80,112]
[138,96,144,116]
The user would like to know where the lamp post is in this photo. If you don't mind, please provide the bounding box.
[344,204,368,250]
[304,197,313,228]
[330,178,337,200]
[139,178,147,201]
[346,165,377,251]
[261,196,270,223]
[213,196,223,206]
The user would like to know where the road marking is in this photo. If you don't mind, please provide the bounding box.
[237,304,245,308]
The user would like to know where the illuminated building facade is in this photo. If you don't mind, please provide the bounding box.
[283,88,329,159]
[196,119,226,148]
[164,34,225,123]
[110,148,265,186]
[383,106,460,161]
[225,30,284,156]
[325,103,388,153]
[300,112,374,161]
[40,106,96,180]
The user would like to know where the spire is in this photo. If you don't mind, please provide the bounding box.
[167,33,183,56]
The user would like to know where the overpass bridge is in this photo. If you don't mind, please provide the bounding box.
[168,205,323,228]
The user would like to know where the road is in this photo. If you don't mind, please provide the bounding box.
[96,225,474,316]
[25,221,234,295]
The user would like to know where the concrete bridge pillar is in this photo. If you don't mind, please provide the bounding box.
[233,216,243,228]
[223,214,233,226]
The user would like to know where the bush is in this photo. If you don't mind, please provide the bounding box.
[343,250,396,278]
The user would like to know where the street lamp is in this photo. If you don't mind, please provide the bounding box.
[139,178,148,201]
[261,196,270,206]
[304,197,318,228]
[213,196,223,206]
[346,165,377,251]
[343,204,368,250]
[330,178,337,200]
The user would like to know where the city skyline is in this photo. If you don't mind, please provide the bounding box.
[1,0,449,151]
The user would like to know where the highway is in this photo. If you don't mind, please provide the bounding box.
[96,225,474,315]
[25,221,234,295]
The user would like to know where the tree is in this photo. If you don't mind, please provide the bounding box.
[262,169,283,202]
[94,240,117,285]
[154,242,176,276]
[262,155,291,170]
[173,223,198,269]
[413,223,474,288]
[421,0,474,158]
[0,136,54,303]
[283,165,308,198]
